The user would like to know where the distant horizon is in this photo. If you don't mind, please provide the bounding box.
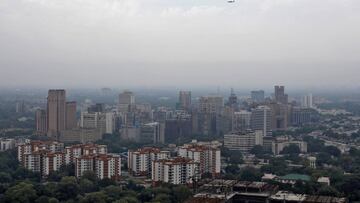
[1,0,360,89]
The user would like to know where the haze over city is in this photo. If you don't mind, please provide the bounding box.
[1,0,360,89]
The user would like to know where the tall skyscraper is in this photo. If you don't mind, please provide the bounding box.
[118,91,135,113]
[301,94,313,108]
[199,96,224,114]
[274,86,288,104]
[16,100,25,113]
[251,90,265,103]
[178,91,191,111]
[35,109,47,135]
[227,88,238,110]
[267,103,289,130]
[47,90,66,138]
[66,101,77,130]
[233,110,252,132]
[251,106,272,136]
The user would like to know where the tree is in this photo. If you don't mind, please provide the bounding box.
[229,150,243,164]
[4,182,38,203]
[79,178,97,193]
[56,176,80,201]
[80,192,108,203]
[281,144,300,155]
[240,167,262,181]
[0,172,12,183]
[250,145,265,157]
[103,185,123,201]
[153,193,171,203]
[225,164,240,175]
[172,185,192,203]
[323,146,341,157]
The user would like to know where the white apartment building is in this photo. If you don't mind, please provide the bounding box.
[128,147,170,176]
[105,112,116,134]
[224,130,263,153]
[178,143,221,177]
[94,154,121,180]
[152,157,199,185]
[65,144,107,164]
[75,155,94,178]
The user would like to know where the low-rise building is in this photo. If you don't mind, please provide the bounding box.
[0,138,16,151]
[224,130,263,153]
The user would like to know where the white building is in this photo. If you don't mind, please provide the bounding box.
[0,138,16,151]
[317,177,330,186]
[272,137,307,155]
[301,94,313,108]
[224,130,263,153]
[178,142,221,177]
[128,147,170,176]
[152,157,199,185]
[105,112,116,134]
[251,106,272,136]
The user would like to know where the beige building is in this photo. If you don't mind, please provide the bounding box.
[66,101,77,129]
[35,109,47,135]
[224,130,263,153]
[47,89,66,138]
[179,91,191,111]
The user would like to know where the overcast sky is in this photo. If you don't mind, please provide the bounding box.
[0,0,359,90]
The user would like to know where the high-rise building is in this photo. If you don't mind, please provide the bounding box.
[35,109,48,135]
[267,103,289,130]
[88,103,105,113]
[152,157,199,185]
[140,122,165,144]
[118,91,135,113]
[224,130,263,153]
[199,96,224,114]
[251,90,265,103]
[251,106,272,136]
[233,111,252,132]
[301,94,313,108]
[128,147,170,177]
[291,107,313,126]
[227,88,238,110]
[66,101,77,130]
[165,119,192,144]
[17,140,65,177]
[47,90,66,138]
[274,86,288,104]
[105,112,116,134]
[76,154,121,180]
[179,142,221,177]
[16,100,25,113]
[179,91,191,111]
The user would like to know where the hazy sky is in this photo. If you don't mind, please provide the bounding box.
[0,0,359,89]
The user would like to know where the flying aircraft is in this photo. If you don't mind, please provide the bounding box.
[227,0,235,3]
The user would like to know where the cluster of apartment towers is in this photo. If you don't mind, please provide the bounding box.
[16,138,221,185]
